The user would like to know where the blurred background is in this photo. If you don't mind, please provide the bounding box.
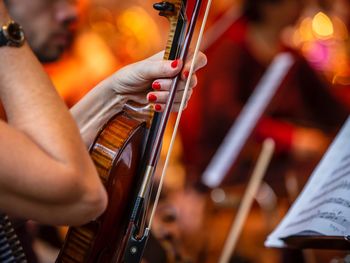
[34,0,350,262]
[47,0,350,108]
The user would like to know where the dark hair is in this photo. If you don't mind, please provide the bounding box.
[243,0,283,22]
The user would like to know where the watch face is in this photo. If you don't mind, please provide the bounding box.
[3,21,25,46]
[7,22,24,41]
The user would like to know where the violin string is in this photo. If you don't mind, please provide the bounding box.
[138,0,202,238]
[148,0,213,231]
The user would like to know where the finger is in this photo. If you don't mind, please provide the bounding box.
[183,51,207,75]
[135,58,183,81]
[154,103,187,112]
[138,51,205,83]
[152,75,198,91]
[147,88,193,105]
[172,96,191,111]
[153,100,190,112]
[147,51,165,61]
[153,92,193,113]
[178,74,198,89]
[171,101,189,112]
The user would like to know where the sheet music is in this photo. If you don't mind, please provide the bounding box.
[265,116,350,247]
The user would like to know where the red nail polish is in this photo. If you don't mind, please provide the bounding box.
[184,71,190,78]
[171,59,179,68]
[152,81,161,90]
[148,94,157,102]
[155,104,162,111]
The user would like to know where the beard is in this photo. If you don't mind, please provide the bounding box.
[32,34,73,63]
[34,46,65,63]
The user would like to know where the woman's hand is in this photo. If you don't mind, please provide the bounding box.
[71,50,206,146]
[102,50,207,111]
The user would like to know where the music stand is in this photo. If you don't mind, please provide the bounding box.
[282,234,350,250]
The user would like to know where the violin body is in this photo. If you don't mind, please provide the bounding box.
[56,111,147,263]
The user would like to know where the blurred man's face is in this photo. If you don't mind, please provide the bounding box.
[7,0,78,62]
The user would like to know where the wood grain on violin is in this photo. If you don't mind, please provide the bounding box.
[56,113,147,262]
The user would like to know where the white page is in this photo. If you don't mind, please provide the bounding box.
[266,116,350,248]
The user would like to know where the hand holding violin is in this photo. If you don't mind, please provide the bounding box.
[100,50,207,111]
[71,50,207,146]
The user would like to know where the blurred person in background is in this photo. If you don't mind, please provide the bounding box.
[181,0,348,190]
[175,0,349,262]
[0,0,206,262]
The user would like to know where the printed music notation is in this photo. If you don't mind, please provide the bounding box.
[265,117,350,248]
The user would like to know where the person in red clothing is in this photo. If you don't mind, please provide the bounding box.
[180,0,349,193]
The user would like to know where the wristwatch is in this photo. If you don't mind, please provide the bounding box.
[0,20,25,47]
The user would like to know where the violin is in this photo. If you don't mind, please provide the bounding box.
[56,1,205,262]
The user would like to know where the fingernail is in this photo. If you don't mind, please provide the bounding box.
[152,81,161,90]
[155,104,162,111]
[184,71,190,78]
[148,94,157,102]
[171,59,179,68]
